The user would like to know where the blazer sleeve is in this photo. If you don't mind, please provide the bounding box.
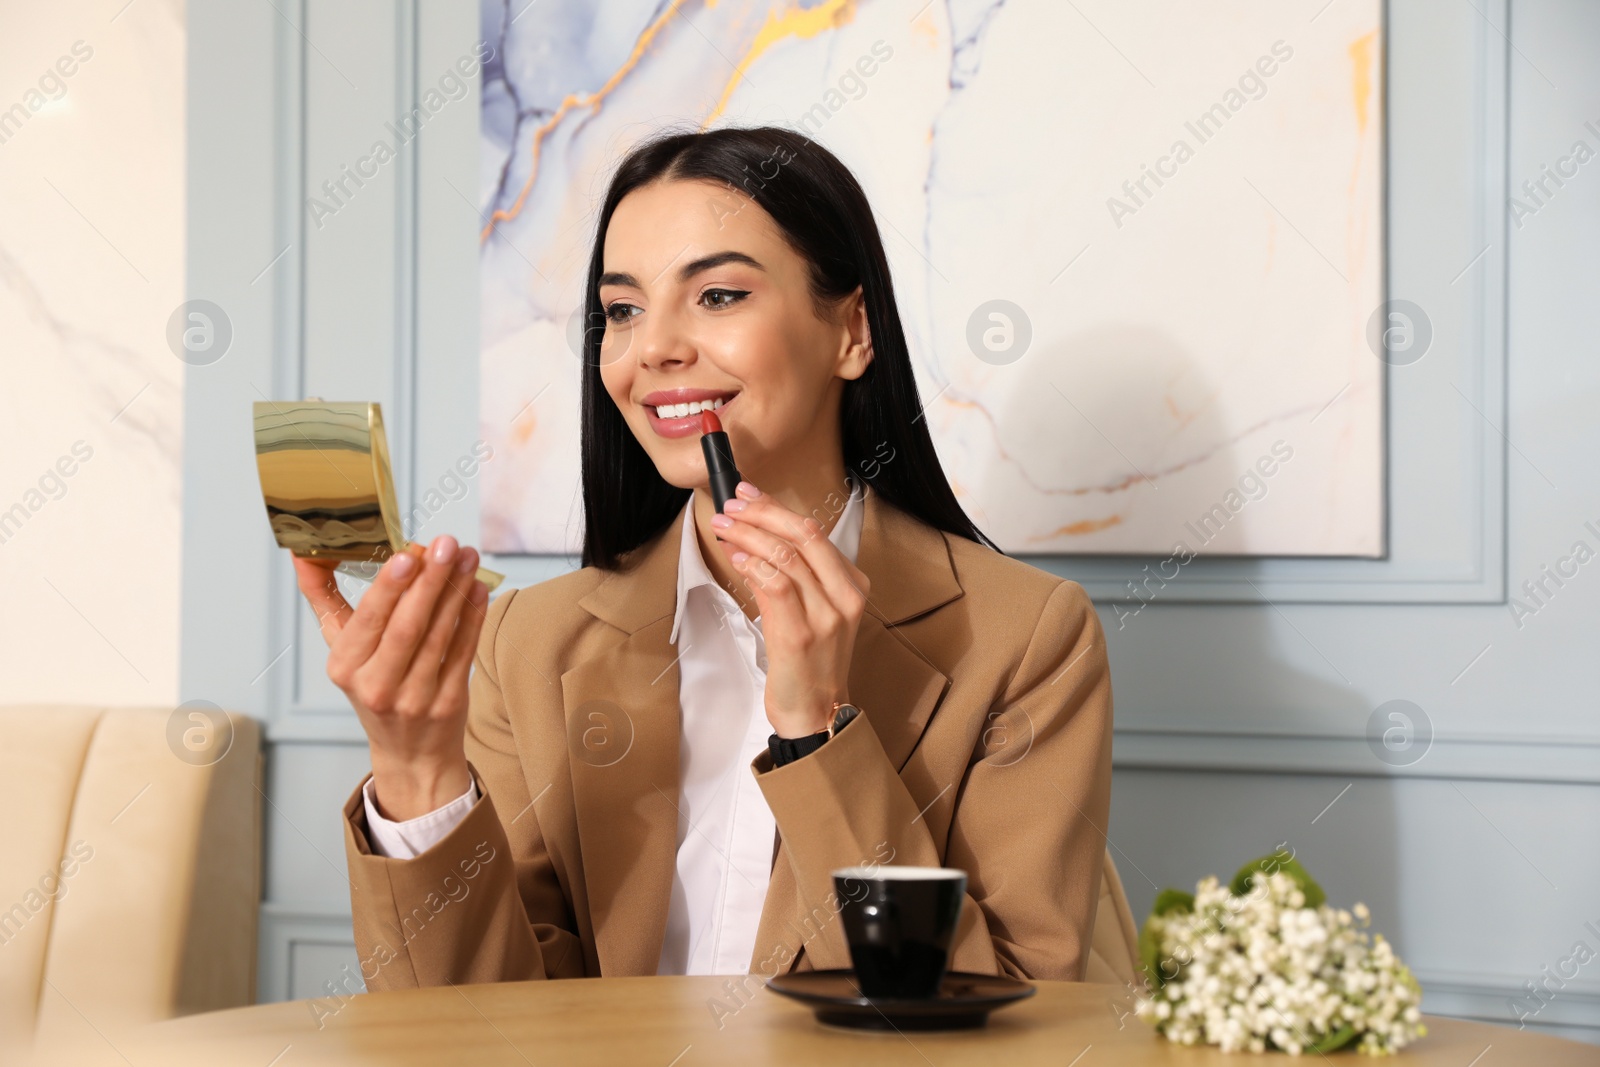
[751,578,1113,980]
[341,587,586,989]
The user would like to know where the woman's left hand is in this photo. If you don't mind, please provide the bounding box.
[711,480,872,739]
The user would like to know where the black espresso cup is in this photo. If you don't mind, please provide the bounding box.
[832,865,967,999]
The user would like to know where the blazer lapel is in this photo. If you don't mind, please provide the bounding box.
[750,487,965,974]
[566,503,689,976]
[840,484,963,773]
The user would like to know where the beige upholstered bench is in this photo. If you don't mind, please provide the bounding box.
[1085,849,1142,987]
[0,705,261,1055]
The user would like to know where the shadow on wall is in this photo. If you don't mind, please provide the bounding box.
[993,324,1401,991]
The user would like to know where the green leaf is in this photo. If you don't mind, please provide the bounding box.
[1230,853,1325,908]
[1137,889,1194,988]
[1151,888,1196,916]
[1137,922,1165,989]
[1308,1024,1358,1053]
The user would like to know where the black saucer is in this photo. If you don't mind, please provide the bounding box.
[766,970,1035,1031]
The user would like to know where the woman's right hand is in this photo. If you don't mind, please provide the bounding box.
[292,535,490,822]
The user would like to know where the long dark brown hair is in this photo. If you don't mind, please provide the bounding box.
[577,125,998,570]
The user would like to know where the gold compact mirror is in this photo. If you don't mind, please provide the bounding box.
[253,400,504,591]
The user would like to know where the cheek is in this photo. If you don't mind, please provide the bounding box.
[598,358,633,409]
[755,334,833,411]
[727,357,822,450]
[724,317,822,397]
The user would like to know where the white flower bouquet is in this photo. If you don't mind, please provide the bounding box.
[1134,850,1426,1055]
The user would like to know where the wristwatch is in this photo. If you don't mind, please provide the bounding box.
[768,702,861,768]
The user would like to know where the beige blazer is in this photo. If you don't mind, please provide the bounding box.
[341,486,1114,991]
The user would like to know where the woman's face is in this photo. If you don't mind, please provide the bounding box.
[597,177,870,493]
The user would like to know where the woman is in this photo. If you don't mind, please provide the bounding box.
[294,126,1113,992]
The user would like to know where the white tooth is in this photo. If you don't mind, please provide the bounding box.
[655,399,730,418]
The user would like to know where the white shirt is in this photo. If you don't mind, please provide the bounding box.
[361,476,867,976]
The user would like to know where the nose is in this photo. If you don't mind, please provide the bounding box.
[633,303,697,373]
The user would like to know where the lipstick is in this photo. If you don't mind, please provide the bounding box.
[699,409,742,520]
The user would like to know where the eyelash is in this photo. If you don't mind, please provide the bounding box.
[603,288,750,324]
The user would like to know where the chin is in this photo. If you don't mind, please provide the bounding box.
[651,455,710,493]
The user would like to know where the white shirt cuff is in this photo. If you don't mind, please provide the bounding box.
[361,775,479,859]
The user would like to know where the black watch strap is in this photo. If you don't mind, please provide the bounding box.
[767,703,861,768]
[768,729,830,768]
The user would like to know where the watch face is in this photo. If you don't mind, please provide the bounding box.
[832,703,861,732]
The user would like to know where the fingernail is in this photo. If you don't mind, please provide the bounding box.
[388,553,416,579]
[723,498,747,513]
[455,549,476,575]
[736,481,760,498]
[711,514,733,529]
[432,536,458,564]
[731,551,750,564]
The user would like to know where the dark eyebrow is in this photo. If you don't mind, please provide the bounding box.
[598,250,765,290]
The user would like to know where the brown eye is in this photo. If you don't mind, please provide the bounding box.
[604,302,639,324]
[701,288,749,310]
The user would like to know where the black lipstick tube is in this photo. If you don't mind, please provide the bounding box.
[700,424,742,520]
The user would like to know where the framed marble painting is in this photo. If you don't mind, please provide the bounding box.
[478,1,1385,558]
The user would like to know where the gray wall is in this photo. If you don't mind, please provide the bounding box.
[182,0,1600,1043]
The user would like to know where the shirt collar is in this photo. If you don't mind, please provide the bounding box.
[670,475,868,645]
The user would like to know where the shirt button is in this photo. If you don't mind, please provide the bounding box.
[756,652,768,671]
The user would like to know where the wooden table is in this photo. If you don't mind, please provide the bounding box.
[26,978,1597,1065]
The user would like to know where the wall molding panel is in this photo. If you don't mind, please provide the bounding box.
[1113,728,1600,786]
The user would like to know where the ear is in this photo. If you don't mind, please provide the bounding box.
[834,285,874,381]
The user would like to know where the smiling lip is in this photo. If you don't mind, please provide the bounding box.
[642,390,738,439]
